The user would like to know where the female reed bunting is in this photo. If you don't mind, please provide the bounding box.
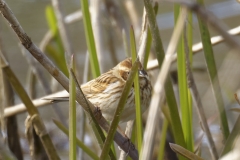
[50,58,152,123]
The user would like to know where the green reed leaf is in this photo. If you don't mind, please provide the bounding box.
[69,55,77,160]
[197,0,229,140]
[130,26,143,150]
[80,0,100,78]
[174,5,193,152]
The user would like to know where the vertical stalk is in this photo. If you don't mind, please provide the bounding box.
[80,0,100,78]
[69,55,77,160]
[174,5,193,151]
[130,26,143,150]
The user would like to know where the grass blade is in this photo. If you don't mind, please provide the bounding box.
[196,0,229,140]
[130,26,143,150]
[80,0,100,78]
[174,5,193,151]
[170,143,204,160]
[69,55,77,160]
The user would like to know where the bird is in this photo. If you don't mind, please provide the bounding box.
[49,58,152,123]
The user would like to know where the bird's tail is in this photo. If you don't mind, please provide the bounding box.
[43,97,69,103]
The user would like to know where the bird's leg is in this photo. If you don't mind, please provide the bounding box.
[117,125,126,136]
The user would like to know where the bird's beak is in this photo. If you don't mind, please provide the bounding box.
[139,69,147,77]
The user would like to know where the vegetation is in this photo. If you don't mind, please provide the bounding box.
[0,0,240,159]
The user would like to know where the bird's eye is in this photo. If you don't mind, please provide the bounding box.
[120,71,129,80]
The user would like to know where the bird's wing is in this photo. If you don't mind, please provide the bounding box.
[81,71,120,95]
[43,70,121,102]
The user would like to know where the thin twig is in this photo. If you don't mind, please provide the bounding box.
[4,90,69,117]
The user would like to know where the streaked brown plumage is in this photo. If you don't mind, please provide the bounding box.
[82,58,152,122]
[52,58,152,123]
